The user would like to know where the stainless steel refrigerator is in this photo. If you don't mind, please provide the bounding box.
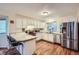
[61,22,79,50]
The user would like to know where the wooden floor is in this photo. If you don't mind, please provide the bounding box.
[34,40,79,55]
[0,48,20,55]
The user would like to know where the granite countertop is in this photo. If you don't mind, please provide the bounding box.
[10,32,37,42]
[39,31,62,35]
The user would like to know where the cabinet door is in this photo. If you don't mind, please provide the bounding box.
[56,35,61,43]
[48,34,54,42]
[26,19,28,26]
[43,33,48,41]
[36,33,42,40]
[16,18,22,28]
[34,20,37,28]
[23,19,27,28]
[27,19,30,25]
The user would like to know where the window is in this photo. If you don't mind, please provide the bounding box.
[0,19,7,33]
[47,22,57,32]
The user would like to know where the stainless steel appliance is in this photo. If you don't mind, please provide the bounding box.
[61,22,79,50]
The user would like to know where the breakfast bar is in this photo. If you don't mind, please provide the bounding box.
[10,32,37,55]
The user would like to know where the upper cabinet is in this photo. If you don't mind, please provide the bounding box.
[15,15,45,29]
[22,19,27,28]
[16,18,22,28]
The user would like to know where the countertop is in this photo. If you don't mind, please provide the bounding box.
[39,31,62,35]
[10,32,37,42]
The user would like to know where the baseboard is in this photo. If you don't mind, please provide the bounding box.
[36,39,61,45]
[61,46,79,52]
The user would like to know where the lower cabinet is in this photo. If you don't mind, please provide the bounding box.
[36,32,61,43]
[45,34,54,42]
[39,33,54,42]
[36,33,43,41]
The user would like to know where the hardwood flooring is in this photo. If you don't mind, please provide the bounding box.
[0,40,79,55]
[34,40,79,55]
[0,48,20,55]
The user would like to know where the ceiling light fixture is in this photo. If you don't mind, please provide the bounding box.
[41,11,49,16]
[40,5,51,16]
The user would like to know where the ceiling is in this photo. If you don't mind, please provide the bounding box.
[0,3,79,19]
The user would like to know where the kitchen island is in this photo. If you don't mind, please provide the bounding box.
[10,32,37,55]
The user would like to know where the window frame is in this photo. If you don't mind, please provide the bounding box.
[47,21,57,32]
[0,16,8,34]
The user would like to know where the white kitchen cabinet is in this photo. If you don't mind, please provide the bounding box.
[26,19,28,26]
[33,20,36,28]
[36,33,43,41]
[47,34,54,42]
[27,19,30,25]
[22,19,27,28]
[43,33,54,42]
[36,32,54,43]
[56,35,61,43]
[16,18,22,28]
[36,32,61,43]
